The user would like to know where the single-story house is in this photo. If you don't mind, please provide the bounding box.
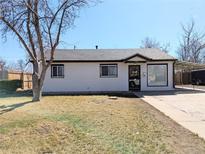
[43,48,177,92]
[0,64,3,71]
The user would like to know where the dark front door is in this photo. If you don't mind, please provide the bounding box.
[129,65,140,91]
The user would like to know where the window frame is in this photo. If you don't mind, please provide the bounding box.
[147,64,168,87]
[51,64,64,78]
[100,64,118,78]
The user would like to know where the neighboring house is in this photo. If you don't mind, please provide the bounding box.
[0,64,8,80]
[0,70,8,80]
[0,64,3,71]
[43,48,177,92]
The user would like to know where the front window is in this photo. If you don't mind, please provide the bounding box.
[51,64,64,78]
[148,64,168,86]
[100,64,118,78]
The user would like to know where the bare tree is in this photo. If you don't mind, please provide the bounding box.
[17,59,27,72]
[141,37,160,48]
[140,37,170,53]
[0,0,92,101]
[7,59,29,72]
[177,20,205,63]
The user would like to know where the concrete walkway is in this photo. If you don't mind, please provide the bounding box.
[176,85,205,91]
[135,89,205,139]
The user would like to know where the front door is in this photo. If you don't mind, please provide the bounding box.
[129,65,140,91]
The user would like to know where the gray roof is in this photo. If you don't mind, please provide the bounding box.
[48,48,176,61]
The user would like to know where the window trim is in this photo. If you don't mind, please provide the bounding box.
[100,64,118,78]
[51,64,64,78]
[147,63,168,87]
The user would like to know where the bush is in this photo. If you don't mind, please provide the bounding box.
[0,80,22,91]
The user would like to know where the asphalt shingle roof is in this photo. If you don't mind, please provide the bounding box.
[48,48,176,61]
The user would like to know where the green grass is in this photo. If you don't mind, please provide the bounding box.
[0,118,38,134]
[0,91,205,154]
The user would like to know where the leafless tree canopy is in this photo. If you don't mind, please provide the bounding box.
[0,0,88,61]
[17,59,27,72]
[177,20,205,63]
[0,0,91,101]
[7,59,30,72]
[140,37,170,53]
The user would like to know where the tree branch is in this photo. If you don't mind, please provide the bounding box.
[1,17,36,61]
[33,0,45,64]
[26,0,37,58]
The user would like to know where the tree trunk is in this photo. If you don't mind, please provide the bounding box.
[32,61,48,102]
[32,84,42,102]
[32,72,41,102]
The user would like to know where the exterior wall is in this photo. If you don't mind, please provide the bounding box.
[140,61,174,91]
[43,62,129,92]
[0,70,8,80]
[43,61,174,92]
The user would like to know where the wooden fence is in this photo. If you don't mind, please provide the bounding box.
[175,71,191,85]
[0,71,32,89]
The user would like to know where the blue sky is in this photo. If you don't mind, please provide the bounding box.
[1,0,205,62]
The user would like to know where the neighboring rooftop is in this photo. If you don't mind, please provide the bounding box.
[46,48,176,62]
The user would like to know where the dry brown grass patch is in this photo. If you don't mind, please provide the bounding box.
[0,94,205,154]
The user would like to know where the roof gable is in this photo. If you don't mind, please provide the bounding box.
[125,56,147,62]
[123,53,151,62]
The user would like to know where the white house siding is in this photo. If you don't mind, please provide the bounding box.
[140,61,174,91]
[43,61,174,92]
[43,62,129,92]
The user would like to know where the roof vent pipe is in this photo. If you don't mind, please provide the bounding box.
[96,45,98,49]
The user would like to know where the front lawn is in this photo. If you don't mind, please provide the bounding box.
[0,92,205,154]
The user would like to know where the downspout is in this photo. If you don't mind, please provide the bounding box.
[173,61,176,89]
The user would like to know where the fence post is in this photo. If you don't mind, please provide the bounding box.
[21,72,24,89]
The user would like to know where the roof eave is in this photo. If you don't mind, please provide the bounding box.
[49,59,177,63]
[48,60,124,63]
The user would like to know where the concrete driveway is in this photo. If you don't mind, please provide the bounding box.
[176,85,205,91]
[135,89,205,139]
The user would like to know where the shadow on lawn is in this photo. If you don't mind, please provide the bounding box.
[43,91,138,98]
[0,90,32,98]
[0,101,33,115]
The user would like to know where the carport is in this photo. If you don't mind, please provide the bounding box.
[174,61,205,85]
